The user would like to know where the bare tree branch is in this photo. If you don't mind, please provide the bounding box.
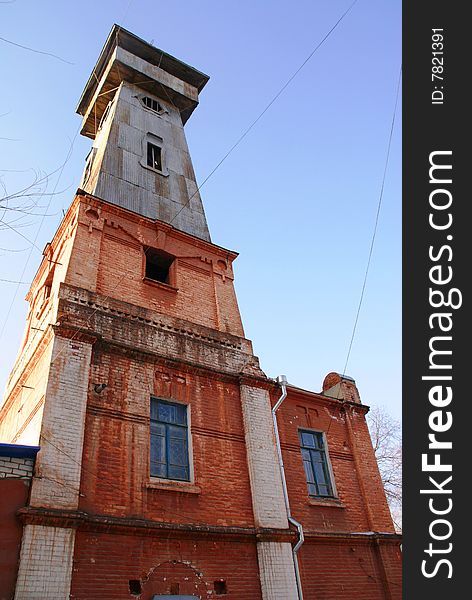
[367,406,402,532]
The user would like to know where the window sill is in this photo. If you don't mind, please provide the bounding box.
[308,497,345,508]
[142,278,178,293]
[140,162,169,177]
[146,479,201,494]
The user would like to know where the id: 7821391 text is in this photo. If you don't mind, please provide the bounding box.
[431,28,444,105]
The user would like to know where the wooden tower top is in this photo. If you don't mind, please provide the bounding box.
[77,24,210,139]
[76,25,211,241]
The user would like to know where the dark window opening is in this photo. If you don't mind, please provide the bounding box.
[214,580,227,595]
[299,430,334,498]
[147,142,163,171]
[144,248,174,284]
[129,580,142,596]
[42,265,55,304]
[82,148,97,186]
[99,100,113,130]
[150,398,189,481]
[169,582,180,594]
[142,96,162,113]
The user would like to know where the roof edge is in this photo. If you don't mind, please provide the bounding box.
[76,24,210,117]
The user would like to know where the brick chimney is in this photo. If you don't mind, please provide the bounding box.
[322,371,362,404]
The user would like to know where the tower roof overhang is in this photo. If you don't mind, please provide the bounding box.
[76,24,210,139]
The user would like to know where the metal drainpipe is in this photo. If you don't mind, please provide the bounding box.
[273,375,304,600]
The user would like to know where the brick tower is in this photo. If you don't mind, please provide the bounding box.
[0,25,401,600]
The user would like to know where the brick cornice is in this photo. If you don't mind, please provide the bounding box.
[303,530,402,545]
[56,283,270,383]
[75,190,239,261]
[59,283,247,351]
[93,338,263,385]
[238,375,276,391]
[16,506,295,544]
[282,384,371,413]
[52,326,98,346]
[16,506,401,546]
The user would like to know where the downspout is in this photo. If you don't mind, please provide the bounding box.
[273,375,304,600]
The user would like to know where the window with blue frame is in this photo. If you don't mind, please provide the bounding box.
[299,430,334,497]
[150,398,190,481]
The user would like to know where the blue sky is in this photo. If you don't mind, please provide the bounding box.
[0,0,401,419]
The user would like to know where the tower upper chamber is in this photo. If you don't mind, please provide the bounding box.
[77,25,211,241]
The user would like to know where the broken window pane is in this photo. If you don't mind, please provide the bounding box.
[147,142,162,171]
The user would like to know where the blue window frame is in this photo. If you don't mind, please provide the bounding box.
[150,398,190,481]
[299,430,334,497]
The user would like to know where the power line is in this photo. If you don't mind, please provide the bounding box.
[120,0,135,23]
[5,0,361,389]
[341,65,402,378]
[0,35,73,65]
[324,64,401,436]
[0,220,44,252]
[0,278,30,284]
[3,1,362,503]
[0,247,28,252]
[170,0,360,226]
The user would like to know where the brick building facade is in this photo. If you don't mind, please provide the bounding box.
[0,25,401,599]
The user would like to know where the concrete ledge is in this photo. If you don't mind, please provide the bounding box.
[17,506,295,543]
[307,497,345,509]
[145,479,201,494]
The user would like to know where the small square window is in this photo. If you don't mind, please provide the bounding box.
[299,430,335,498]
[129,580,142,596]
[141,134,168,177]
[147,142,163,171]
[150,398,190,481]
[214,580,227,595]
[144,247,174,285]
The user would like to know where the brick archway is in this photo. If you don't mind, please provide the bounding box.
[141,559,209,599]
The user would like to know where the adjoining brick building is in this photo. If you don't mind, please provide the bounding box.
[0,25,401,600]
[0,444,39,599]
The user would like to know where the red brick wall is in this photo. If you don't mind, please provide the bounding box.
[70,534,402,600]
[272,388,395,534]
[71,532,262,600]
[0,479,30,600]
[271,386,402,597]
[64,198,245,338]
[298,540,402,600]
[79,348,255,528]
[8,191,400,598]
